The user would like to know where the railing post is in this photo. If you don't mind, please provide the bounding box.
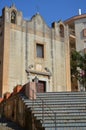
[54,112,56,130]
[42,100,44,124]
[32,89,34,110]
[32,89,34,100]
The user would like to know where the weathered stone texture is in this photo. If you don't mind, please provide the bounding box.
[0,5,71,96]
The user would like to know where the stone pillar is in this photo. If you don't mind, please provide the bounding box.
[65,25,71,91]
[25,82,36,100]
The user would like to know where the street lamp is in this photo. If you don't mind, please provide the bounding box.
[33,76,39,83]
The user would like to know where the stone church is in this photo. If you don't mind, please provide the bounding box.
[0,5,86,96]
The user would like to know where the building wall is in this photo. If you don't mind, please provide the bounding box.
[75,18,86,51]
[0,84,44,130]
[0,5,71,96]
[0,18,3,96]
[64,14,86,91]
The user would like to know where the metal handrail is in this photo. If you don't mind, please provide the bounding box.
[25,84,57,129]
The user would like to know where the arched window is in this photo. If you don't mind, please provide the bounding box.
[59,24,64,37]
[11,11,16,24]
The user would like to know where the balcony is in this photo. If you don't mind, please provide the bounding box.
[69,28,76,38]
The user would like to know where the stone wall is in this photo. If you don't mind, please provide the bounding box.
[0,83,44,130]
[0,19,3,96]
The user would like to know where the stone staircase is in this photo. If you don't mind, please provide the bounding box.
[0,117,25,130]
[21,91,86,130]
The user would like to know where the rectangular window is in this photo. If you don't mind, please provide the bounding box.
[36,44,44,58]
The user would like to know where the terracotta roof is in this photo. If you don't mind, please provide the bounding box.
[64,14,86,24]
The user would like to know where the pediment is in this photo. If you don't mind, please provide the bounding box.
[28,13,50,32]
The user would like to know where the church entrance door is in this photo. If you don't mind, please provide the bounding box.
[37,81,46,93]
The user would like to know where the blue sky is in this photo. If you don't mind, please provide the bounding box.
[0,0,85,26]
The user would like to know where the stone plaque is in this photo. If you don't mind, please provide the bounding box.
[36,64,42,71]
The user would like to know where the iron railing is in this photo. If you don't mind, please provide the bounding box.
[25,85,57,130]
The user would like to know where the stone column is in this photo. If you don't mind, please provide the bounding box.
[25,82,36,100]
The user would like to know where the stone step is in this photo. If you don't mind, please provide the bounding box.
[42,122,86,127]
[21,92,86,129]
[41,119,86,123]
[37,93,86,97]
[37,92,86,96]
[35,98,86,102]
[25,101,86,108]
[30,105,86,109]
[23,97,86,102]
[34,112,86,117]
[36,114,86,120]
[25,101,86,106]
[37,94,86,96]
[21,92,86,98]
[31,109,86,115]
[37,97,86,100]
[31,106,86,111]
[21,92,86,100]
[34,114,86,121]
[45,127,86,130]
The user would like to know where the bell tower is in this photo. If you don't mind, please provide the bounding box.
[0,5,23,96]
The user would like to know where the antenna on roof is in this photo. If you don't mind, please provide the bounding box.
[79,9,81,15]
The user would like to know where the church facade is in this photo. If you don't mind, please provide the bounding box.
[0,5,86,96]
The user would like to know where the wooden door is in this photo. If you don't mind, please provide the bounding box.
[37,81,46,93]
